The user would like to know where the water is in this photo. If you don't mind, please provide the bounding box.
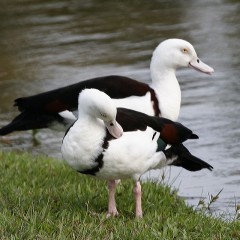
[0,0,239,218]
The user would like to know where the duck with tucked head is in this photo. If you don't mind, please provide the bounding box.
[61,89,213,218]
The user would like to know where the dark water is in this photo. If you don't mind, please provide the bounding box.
[0,0,239,219]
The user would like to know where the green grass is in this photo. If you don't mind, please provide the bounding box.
[0,151,239,240]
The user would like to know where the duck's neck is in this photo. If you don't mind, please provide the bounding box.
[77,111,106,150]
[150,60,181,121]
[77,111,100,132]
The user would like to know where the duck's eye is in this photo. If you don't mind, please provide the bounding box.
[182,48,188,53]
[110,123,114,126]
[100,113,107,118]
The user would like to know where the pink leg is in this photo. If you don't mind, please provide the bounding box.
[106,180,119,218]
[133,180,143,218]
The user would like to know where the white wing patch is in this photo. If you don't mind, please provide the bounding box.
[113,92,155,116]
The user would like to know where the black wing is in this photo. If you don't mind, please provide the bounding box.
[15,75,153,113]
[116,108,198,145]
[165,144,213,171]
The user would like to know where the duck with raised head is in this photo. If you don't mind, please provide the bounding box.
[61,89,213,218]
[0,39,214,136]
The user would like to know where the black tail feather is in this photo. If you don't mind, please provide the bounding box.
[190,133,199,139]
[164,144,213,171]
[0,112,66,135]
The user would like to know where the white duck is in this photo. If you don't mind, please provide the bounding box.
[0,39,213,135]
[61,89,213,218]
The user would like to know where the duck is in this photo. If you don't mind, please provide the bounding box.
[61,89,213,218]
[0,39,214,136]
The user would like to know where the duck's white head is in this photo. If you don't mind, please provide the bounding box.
[78,89,123,138]
[151,38,214,75]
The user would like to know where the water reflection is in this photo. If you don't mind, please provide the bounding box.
[0,0,239,218]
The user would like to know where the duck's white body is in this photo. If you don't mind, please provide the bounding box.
[62,122,165,181]
[61,89,213,218]
[61,90,165,180]
[61,89,165,218]
[97,130,166,180]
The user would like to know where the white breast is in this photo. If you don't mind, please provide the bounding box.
[155,85,181,121]
[61,118,105,171]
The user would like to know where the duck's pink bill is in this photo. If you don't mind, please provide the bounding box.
[105,120,123,138]
[189,58,214,75]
